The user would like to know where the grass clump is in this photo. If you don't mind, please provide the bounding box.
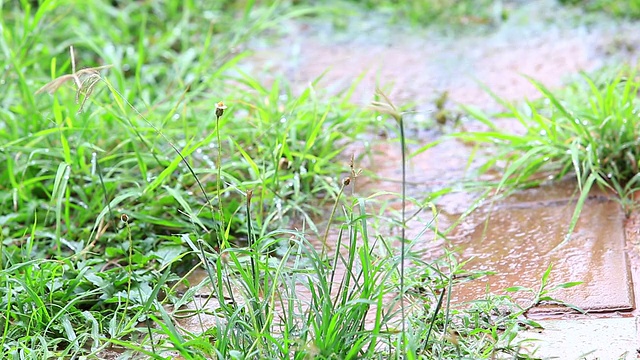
[341,0,509,26]
[558,0,640,19]
[457,69,640,234]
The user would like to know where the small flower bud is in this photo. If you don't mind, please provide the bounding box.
[121,213,129,223]
[278,157,290,170]
[215,101,227,118]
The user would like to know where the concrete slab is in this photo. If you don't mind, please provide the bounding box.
[517,317,638,359]
[450,198,634,313]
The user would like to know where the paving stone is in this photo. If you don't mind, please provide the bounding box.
[517,317,638,359]
[451,198,634,313]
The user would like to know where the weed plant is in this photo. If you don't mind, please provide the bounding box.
[456,69,640,236]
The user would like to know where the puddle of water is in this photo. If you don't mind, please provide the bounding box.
[451,197,633,314]
[239,1,640,111]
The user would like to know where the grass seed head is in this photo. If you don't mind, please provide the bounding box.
[35,46,112,113]
[215,101,227,118]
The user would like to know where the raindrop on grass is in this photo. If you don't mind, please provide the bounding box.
[275,197,282,219]
[172,114,180,121]
[91,152,97,176]
[280,117,287,123]
[607,173,613,179]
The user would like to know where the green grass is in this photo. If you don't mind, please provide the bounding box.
[559,0,640,18]
[456,68,640,238]
[0,0,581,358]
[339,0,508,26]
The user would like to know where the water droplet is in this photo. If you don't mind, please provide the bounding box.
[91,152,97,176]
[122,64,130,71]
[607,173,613,179]
[539,130,547,136]
[172,114,180,121]
[280,117,287,123]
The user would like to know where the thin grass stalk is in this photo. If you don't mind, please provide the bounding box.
[215,103,227,249]
[244,189,265,337]
[439,256,455,360]
[94,153,114,228]
[123,217,156,354]
[368,88,407,351]
[322,181,346,258]
[398,111,407,349]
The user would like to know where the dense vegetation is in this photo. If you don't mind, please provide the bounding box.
[1,0,636,358]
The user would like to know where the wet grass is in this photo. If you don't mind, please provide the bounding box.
[344,0,508,26]
[457,68,640,237]
[0,0,577,359]
[559,0,640,18]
